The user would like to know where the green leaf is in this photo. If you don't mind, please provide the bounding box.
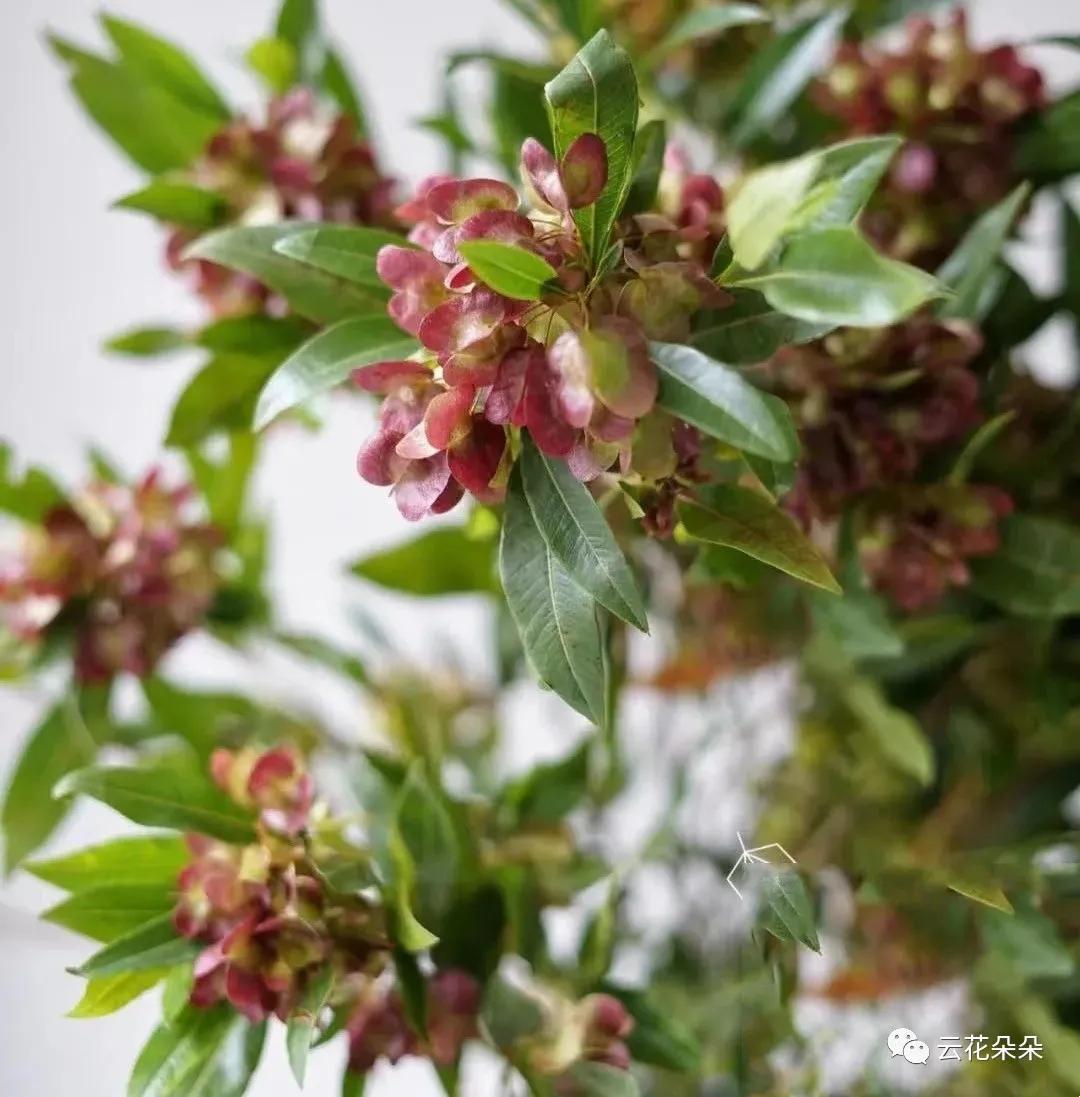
[481,974,547,1048]
[623,119,666,217]
[55,764,255,844]
[162,965,195,1023]
[385,829,439,953]
[652,3,770,59]
[100,16,229,121]
[942,870,1013,914]
[725,9,847,148]
[970,514,1080,618]
[26,834,188,892]
[691,290,833,365]
[392,765,460,923]
[167,354,281,447]
[807,134,902,228]
[114,182,226,229]
[3,698,97,872]
[341,1072,367,1097]
[274,224,409,288]
[651,341,799,462]
[44,884,174,942]
[350,525,496,596]
[63,53,222,173]
[245,37,297,94]
[255,314,419,429]
[487,56,553,175]
[129,1005,264,1097]
[519,436,648,631]
[500,742,590,826]
[77,913,199,977]
[275,0,321,80]
[105,325,189,358]
[500,465,607,723]
[321,48,367,132]
[948,411,1017,484]
[184,224,389,325]
[562,1061,640,1096]
[842,677,935,785]
[727,153,821,270]
[0,442,67,522]
[936,183,1030,320]
[758,871,820,952]
[1017,89,1080,182]
[545,30,639,264]
[286,966,334,1087]
[735,226,944,327]
[195,314,310,355]
[982,904,1074,979]
[457,240,558,301]
[812,589,903,661]
[68,969,167,1019]
[603,987,702,1073]
[272,631,369,687]
[678,488,840,593]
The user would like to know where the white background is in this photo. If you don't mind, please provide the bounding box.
[0,1,1077,1094]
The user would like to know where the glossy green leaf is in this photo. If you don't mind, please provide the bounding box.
[286,966,334,1086]
[727,153,820,270]
[77,913,199,977]
[545,30,639,263]
[481,974,547,1048]
[1017,89,1080,181]
[500,466,607,724]
[105,326,189,358]
[184,224,389,325]
[758,871,820,952]
[63,53,222,173]
[519,436,648,631]
[808,134,902,227]
[68,969,168,1019]
[195,314,310,355]
[44,884,174,942]
[55,764,255,844]
[128,1005,264,1097]
[167,354,281,446]
[691,290,833,365]
[385,829,439,953]
[652,3,770,59]
[457,240,558,301]
[100,16,229,121]
[678,490,840,593]
[393,765,460,924]
[725,9,847,148]
[350,525,496,596]
[500,741,590,826]
[0,443,66,523]
[943,870,1013,914]
[936,183,1030,320]
[812,589,903,661]
[843,677,935,785]
[563,1061,640,1096]
[651,341,799,462]
[274,225,409,288]
[114,182,225,229]
[971,514,1080,618]
[491,58,554,175]
[26,834,188,892]
[255,314,419,429]
[321,47,367,132]
[623,119,666,217]
[736,226,944,327]
[3,698,97,872]
[245,37,297,94]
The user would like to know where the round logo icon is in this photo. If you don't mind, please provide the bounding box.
[903,1040,930,1065]
[887,1028,919,1058]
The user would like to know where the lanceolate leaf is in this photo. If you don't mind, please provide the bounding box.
[545,30,639,264]
[678,489,840,593]
[77,913,199,977]
[393,765,460,923]
[350,526,497,596]
[167,354,282,447]
[286,966,334,1087]
[2,698,97,872]
[808,135,902,227]
[691,291,833,364]
[26,834,188,892]
[128,1005,265,1097]
[457,240,558,301]
[519,437,648,631]
[255,314,420,429]
[936,183,1030,320]
[651,342,799,462]
[735,226,944,327]
[114,182,226,228]
[758,872,820,952]
[273,225,411,288]
[100,15,230,121]
[44,884,175,942]
[322,47,368,132]
[727,153,821,270]
[1016,89,1080,181]
[105,326,189,358]
[55,765,255,844]
[68,969,167,1019]
[500,467,607,723]
[725,9,847,148]
[184,224,389,325]
[652,3,771,59]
